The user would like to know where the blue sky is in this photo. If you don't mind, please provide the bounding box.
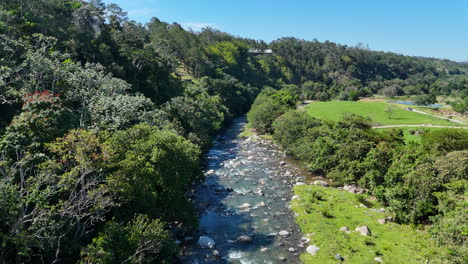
[106,0,468,61]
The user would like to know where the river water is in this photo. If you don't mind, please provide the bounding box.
[180,117,315,264]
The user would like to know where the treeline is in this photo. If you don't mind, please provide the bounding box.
[248,89,468,263]
[0,0,467,263]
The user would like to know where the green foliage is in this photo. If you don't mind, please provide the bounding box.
[247,88,298,134]
[80,215,176,264]
[421,129,468,152]
[273,110,321,149]
[414,94,437,105]
[106,124,201,225]
[1,91,76,153]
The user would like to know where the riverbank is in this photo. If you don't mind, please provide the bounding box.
[292,185,442,263]
[180,117,310,263]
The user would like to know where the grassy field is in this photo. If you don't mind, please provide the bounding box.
[292,185,441,264]
[305,101,463,126]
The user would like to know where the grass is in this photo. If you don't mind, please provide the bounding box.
[305,101,464,126]
[292,185,441,264]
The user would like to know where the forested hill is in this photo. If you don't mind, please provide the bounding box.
[0,1,467,263]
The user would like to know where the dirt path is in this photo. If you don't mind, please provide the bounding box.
[410,108,467,125]
[373,125,468,129]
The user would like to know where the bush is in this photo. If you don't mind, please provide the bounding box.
[273,110,321,150]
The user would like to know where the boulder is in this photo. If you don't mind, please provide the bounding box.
[306,244,320,255]
[355,226,371,236]
[343,184,366,194]
[313,180,329,187]
[197,236,216,248]
[279,230,290,237]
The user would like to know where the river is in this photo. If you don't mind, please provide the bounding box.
[180,117,316,264]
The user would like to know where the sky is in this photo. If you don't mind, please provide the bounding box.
[106,0,468,62]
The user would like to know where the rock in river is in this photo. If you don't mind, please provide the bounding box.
[197,236,216,248]
[238,203,251,209]
[279,230,290,237]
[235,235,253,244]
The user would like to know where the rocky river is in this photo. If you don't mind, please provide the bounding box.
[180,117,319,264]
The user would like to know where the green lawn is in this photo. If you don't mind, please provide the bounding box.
[305,101,463,126]
[292,185,441,264]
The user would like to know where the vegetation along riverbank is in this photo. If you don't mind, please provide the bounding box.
[247,88,467,263]
[1,1,467,263]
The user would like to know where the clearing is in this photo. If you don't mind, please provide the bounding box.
[292,185,441,264]
[305,101,465,126]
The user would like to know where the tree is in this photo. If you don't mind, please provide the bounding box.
[414,94,437,106]
[385,104,397,119]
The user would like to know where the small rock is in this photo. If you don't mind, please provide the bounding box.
[238,203,251,209]
[313,180,329,187]
[288,247,296,252]
[291,195,300,200]
[359,203,368,208]
[260,247,269,252]
[306,244,320,255]
[295,182,306,186]
[278,256,286,261]
[206,169,215,175]
[279,230,290,237]
[355,226,371,236]
[235,235,253,244]
[212,250,220,257]
[334,254,344,261]
[339,226,350,233]
[377,219,386,224]
[374,257,383,262]
[280,161,286,166]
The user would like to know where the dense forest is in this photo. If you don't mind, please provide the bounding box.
[0,0,467,263]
